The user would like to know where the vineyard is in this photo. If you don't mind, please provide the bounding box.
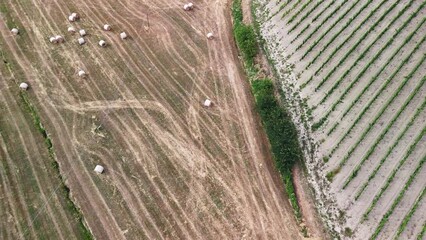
[254,0,426,239]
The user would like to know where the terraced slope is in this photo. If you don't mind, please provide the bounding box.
[254,0,426,239]
[0,0,303,239]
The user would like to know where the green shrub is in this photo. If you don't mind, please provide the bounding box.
[252,79,303,170]
[234,24,258,66]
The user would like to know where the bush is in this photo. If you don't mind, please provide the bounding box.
[252,79,303,170]
[234,24,258,66]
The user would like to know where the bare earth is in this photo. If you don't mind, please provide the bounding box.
[0,0,305,239]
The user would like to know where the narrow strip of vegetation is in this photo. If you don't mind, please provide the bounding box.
[355,101,426,200]
[300,0,376,61]
[323,26,425,135]
[318,13,425,105]
[312,2,424,96]
[394,187,426,239]
[287,0,324,33]
[233,0,304,221]
[369,155,425,239]
[342,97,426,188]
[327,52,425,156]
[417,221,426,240]
[336,74,426,179]
[293,1,348,50]
[361,126,426,220]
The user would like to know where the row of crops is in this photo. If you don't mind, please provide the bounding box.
[254,0,426,238]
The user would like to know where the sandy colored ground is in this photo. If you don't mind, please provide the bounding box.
[0,0,304,239]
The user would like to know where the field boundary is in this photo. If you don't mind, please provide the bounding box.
[231,0,330,237]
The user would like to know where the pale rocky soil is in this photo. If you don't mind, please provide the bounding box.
[253,0,426,239]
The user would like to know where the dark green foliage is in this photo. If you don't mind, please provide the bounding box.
[233,0,303,222]
[252,79,303,170]
[234,24,258,65]
[232,0,258,67]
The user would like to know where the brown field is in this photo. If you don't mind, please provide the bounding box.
[0,0,305,239]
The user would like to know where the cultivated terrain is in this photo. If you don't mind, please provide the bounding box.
[254,0,426,239]
[0,0,305,239]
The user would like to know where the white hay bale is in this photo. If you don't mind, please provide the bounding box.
[203,99,212,107]
[103,24,111,31]
[207,32,214,39]
[11,28,19,35]
[78,37,86,45]
[19,82,29,90]
[68,15,76,22]
[120,32,127,40]
[183,4,189,10]
[79,29,86,36]
[55,35,64,43]
[78,70,86,77]
[99,40,107,47]
[49,36,57,43]
[94,165,104,174]
[71,12,79,19]
[188,3,194,9]
[67,26,76,33]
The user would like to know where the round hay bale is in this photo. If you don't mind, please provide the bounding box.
[67,26,76,33]
[120,32,128,40]
[103,24,111,31]
[68,15,76,22]
[207,32,214,39]
[71,12,79,19]
[49,36,57,43]
[99,40,107,47]
[19,82,29,90]
[79,29,86,37]
[78,37,86,45]
[78,70,86,77]
[11,28,19,35]
[55,35,64,43]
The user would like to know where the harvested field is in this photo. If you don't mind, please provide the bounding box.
[254,0,426,239]
[0,0,304,239]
